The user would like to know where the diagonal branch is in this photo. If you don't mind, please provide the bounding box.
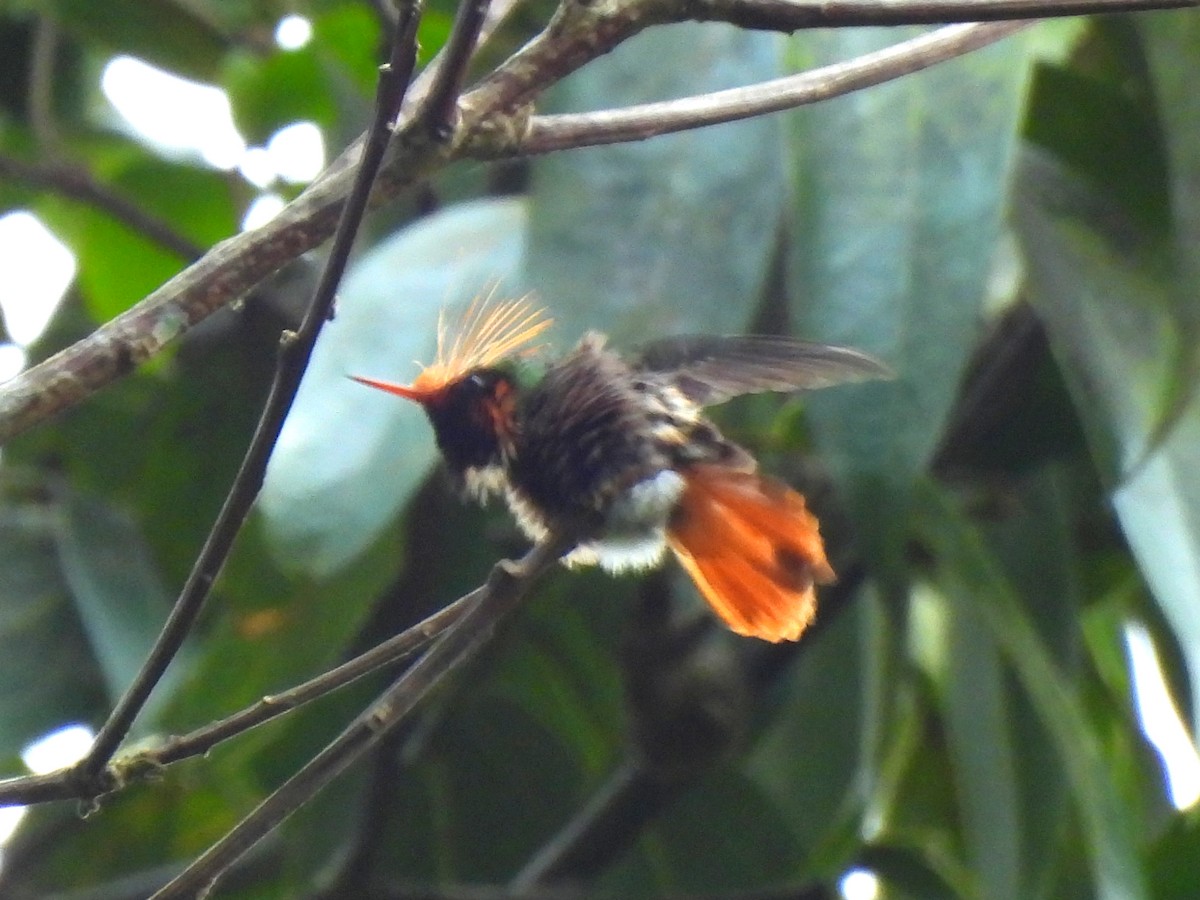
[68,1,427,795]
[150,535,571,900]
[0,586,473,807]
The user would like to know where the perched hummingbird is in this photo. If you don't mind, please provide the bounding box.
[351,299,889,642]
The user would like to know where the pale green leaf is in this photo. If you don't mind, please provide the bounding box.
[523,23,787,343]
[259,198,527,576]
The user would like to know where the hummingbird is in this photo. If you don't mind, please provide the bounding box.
[351,298,889,642]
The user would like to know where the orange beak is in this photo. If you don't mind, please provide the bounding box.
[348,374,433,405]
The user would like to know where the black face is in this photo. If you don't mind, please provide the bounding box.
[424,368,511,476]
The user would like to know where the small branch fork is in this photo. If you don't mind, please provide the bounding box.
[151,536,570,900]
[0,587,475,807]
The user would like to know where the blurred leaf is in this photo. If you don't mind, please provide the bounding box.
[788,28,1034,558]
[1023,59,1169,234]
[919,482,1148,900]
[523,24,788,343]
[9,300,276,589]
[1148,804,1200,900]
[1139,11,1200,297]
[1015,133,1178,480]
[1110,421,1200,743]
[417,698,588,880]
[0,489,105,761]
[314,3,386,94]
[37,198,185,323]
[645,769,798,893]
[36,156,236,321]
[0,771,258,897]
[943,596,1022,900]
[488,573,626,778]
[260,197,527,577]
[36,0,230,81]
[1013,150,1200,737]
[223,46,338,146]
[861,842,964,900]
[881,702,977,898]
[984,466,1088,895]
[55,489,180,713]
[744,594,868,873]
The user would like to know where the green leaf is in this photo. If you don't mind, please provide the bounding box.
[36,155,236,321]
[488,570,626,778]
[944,597,1022,900]
[645,769,798,893]
[223,45,338,146]
[1148,805,1200,900]
[411,698,589,881]
[984,466,1088,895]
[0,488,105,761]
[523,24,788,342]
[788,28,1034,552]
[918,482,1148,900]
[861,842,965,900]
[37,197,185,324]
[8,287,276,589]
[1013,151,1200,735]
[0,766,259,896]
[1139,11,1200,299]
[158,515,396,732]
[54,489,180,713]
[259,197,527,577]
[744,595,869,873]
[314,4,386,95]
[38,0,230,81]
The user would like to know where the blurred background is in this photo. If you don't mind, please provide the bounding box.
[1,2,1199,898]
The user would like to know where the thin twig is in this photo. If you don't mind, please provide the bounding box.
[695,0,1198,29]
[151,536,572,900]
[28,14,61,151]
[151,589,471,766]
[0,154,206,261]
[421,0,494,136]
[498,21,1031,155]
[66,4,426,796]
[0,589,472,807]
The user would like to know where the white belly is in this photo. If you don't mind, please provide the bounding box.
[508,469,686,573]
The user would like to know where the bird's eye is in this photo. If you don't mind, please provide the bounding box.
[468,373,488,390]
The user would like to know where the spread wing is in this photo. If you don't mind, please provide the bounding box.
[632,335,892,406]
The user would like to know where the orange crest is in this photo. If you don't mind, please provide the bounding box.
[410,294,552,393]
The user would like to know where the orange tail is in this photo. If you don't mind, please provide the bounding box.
[666,465,835,642]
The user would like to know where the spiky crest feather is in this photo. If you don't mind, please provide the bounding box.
[410,294,552,394]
